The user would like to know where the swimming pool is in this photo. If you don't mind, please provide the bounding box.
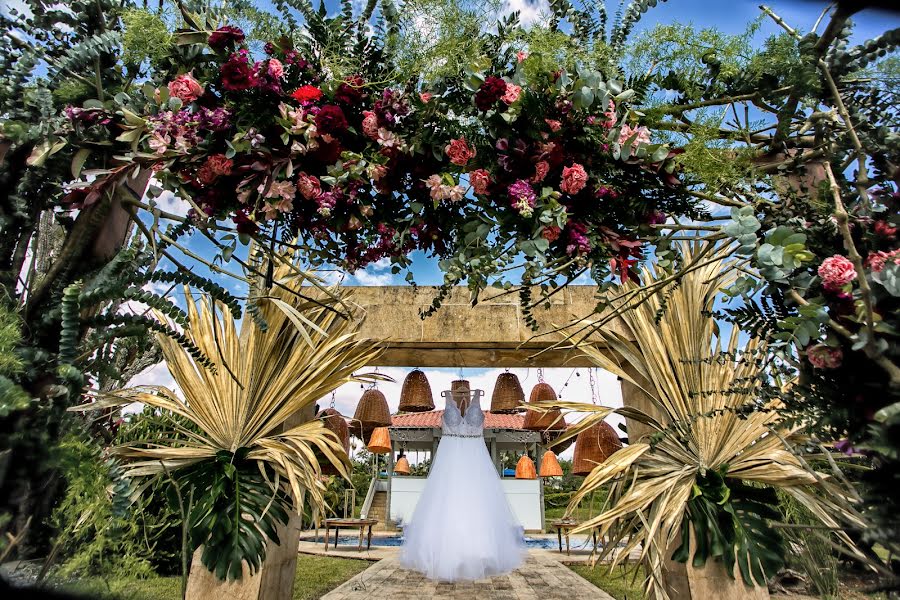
[300,534,594,551]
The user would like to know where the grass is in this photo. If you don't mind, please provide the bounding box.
[568,563,645,600]
[58,554,371,600]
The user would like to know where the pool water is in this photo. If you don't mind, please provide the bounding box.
[301,535,593,550]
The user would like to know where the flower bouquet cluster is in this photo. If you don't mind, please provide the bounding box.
[64,23,697,289]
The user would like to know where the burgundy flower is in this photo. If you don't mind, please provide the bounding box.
[314,105,348,135]
[221,51,256,92]
[475,76,507,111]
[208,26,245,51]
[335,75,366,105]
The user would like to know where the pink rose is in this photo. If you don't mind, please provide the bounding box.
[560,163,588,195]
[167,72,203,104]
[361,110,379,140]
[807,344,842,369]
[517,51,529,63]
[267,58,284,79]
[445,137,476,166]
[425,174,445,201]
[531,160,549,183]
[818,255,858,291]
[866,248,900,272]
[446,185,466,203]
[297,173,322,200]
[545,119,561,132]
[618,124,651,149]
[502,83,522,105]
[419,92,433,103]
[470,169,491,195]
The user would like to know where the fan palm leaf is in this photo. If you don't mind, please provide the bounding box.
[74,259,385,579]
[535,243,866,600]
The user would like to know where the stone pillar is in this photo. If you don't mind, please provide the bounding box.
[619,368,770,600]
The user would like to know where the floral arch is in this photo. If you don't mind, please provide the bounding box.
[59,8,700,313]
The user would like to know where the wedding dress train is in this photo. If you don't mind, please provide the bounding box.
[399,392,526,581]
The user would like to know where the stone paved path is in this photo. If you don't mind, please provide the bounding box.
[320,554,615,600]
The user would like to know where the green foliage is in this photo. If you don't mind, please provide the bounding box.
[180,449,291,581]
[122,9,173,68]
[48,435,155,579]
[672,469,785,588]
[779,490,840,598]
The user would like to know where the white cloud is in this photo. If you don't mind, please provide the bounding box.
[152,189,191,217]
[348,258,398,286]
[501,0,551,27]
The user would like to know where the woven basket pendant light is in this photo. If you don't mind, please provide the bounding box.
[394,454,411,475]
[491,371,525,413]
[523,382,565,432]
[398,369,434,413]
[353,388,391,439]
[317,408,350,476]
[515,455,537,479]
[538,450,563,477]
[367,426,392,454]
[572,421,622,476]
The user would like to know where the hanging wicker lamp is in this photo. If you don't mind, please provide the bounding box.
[572,420,623,476]
[393,455,411,475]
[515,455,537,479]
[451,379,471,413]
[316,408,350,476]
[398,369,434,413]
[490,372,525,413]
[539,450,563,477]
[367,426,392,454]
[352,388,391,439]
[523,382,565,432]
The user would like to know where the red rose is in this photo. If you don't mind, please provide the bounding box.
[560,163,588,195]
[474,76,507,111]
[291,85,323,103]
[874,220,898,239]
[445,137,476,167]
[335,75,366,105]
[314,105,348,135]
[469,169,491,195]
[197,154,233,185]
[208,26,245,50]
[220,51,256,91]
[531,160,549,183]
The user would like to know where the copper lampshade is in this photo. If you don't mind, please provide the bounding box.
[572,420,622,476]
[515,455,537,479]
[393,455,411,475]
[398,369,434,413]
[367,426,392,454]
[490,372,525,413]
[539,450,563,477]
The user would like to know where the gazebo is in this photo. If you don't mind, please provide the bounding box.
[384,406,552,532]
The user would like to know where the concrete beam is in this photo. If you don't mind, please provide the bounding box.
[347,285,628,367]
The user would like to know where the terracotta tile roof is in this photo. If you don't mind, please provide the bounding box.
[391,410,531,430]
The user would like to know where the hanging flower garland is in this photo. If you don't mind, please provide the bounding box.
[65,25,700,288]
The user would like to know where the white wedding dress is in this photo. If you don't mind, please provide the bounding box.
[399,392,526,581]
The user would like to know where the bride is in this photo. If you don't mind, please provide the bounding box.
[399,386,526,581]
